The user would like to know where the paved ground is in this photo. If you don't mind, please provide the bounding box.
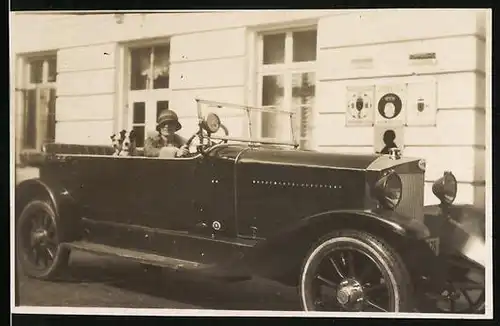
[17,250,301,310]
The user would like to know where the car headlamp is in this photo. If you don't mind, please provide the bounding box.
[374,171,403,210]
[432,171,457,205]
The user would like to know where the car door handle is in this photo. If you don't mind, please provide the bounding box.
[196,221,208,228]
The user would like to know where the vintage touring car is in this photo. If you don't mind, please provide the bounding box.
[15,99,485,313]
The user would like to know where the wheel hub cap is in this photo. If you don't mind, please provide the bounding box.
[336,279,364,309]
[31,229,48,244]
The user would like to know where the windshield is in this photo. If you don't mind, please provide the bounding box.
[194,98,299,147]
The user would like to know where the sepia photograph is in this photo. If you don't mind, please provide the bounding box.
[10,8,492,319]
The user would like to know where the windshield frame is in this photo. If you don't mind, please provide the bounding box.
[195,98,300,148]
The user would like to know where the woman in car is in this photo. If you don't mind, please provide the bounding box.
[144,109,190,158]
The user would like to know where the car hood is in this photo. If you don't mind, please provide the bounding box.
[232,146,420,172]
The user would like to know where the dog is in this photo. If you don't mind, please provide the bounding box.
[110,130,125,155]
[110,129,137,156]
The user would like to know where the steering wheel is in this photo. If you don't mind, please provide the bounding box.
[184,123,229,152]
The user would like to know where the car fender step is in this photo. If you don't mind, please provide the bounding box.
[62,241,213,271]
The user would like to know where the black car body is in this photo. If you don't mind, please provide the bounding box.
[15,99,486,314]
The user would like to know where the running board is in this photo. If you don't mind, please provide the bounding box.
[63,241,212,271]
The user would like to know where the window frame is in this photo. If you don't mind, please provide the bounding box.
[17,53,58,153]
[122,39,172,148]
[255,26,318,149]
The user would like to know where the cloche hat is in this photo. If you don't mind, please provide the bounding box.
[156,109,182,132]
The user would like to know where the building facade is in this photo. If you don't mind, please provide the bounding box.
[11,9,489,208]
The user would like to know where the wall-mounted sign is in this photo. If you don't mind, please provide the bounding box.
[375,84,406,126]
[350,57,374,70]
[409,52,438,67]
[409,52,437,60]
[406,79,438,126]
[373,125,405,155]
[345,85,375,127]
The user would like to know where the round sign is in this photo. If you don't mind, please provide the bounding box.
[377,93,402,120]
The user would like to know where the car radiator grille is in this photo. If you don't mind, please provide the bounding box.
[395,173,425,222]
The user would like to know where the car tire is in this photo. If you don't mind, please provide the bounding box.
[16,200,71,280]
[299,229,413,312]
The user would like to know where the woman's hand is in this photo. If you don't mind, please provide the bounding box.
[176,145,190,157]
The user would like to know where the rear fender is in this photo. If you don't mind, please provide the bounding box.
[243,210,446,290]
[15,178,81,242]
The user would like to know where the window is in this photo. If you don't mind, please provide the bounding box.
[20,55,57,150]
[127,42,171,147]
[257,28,317,149]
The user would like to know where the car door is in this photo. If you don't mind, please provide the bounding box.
[60,155,137,248]
[61,156,127,222]
[127,156,201,231]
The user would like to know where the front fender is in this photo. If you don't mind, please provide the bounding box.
[300,209,431,239]
[15,178,81,242]
[242,209,441,287]
[424,204,486,268]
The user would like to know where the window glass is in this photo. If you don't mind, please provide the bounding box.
[23,90,37,149]
[133,102,146,124]
[261,74,284,138]
[153,45,170,89]
[262,75,284,106]
[130,47,151,90]
[133,126,145,148]
[47,58,57,82]
[292,72,315,106]
[292,30,317,62]
[156,101,169,118]
[263,33,286,65]
[45,89,56,143]
[29,60,44,84]
[292,72,315,143]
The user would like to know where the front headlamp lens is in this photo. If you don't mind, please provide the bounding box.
[374,171,403,210]
[432,171,458,205]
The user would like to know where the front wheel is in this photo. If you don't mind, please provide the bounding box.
[16,200,71,280]
[299,230,413,312]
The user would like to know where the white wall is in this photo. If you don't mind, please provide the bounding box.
[169,27,249,139]
[314,9,487,208]
[54,43,118,144]
[11,10,339,54]
[10,11,339,145]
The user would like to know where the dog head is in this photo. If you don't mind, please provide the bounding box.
[110,131,123,154]
[111,129,137,156]
[120,129,137,155]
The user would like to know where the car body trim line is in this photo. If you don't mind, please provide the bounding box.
[63,241,213,270]
[237,159,367,171]
[80,217,258,247]
[50,153,204,160]
[233,146,253,236]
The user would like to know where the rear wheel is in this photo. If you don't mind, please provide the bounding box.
[16,200,71,280]
[299,230,413,312]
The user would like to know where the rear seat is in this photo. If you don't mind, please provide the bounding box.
[43,143,115,156]
[43,143,145,156]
